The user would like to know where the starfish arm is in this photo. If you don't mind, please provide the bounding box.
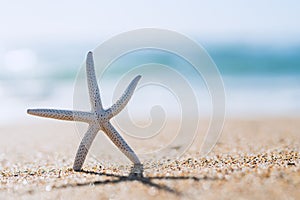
[27,109,94,123]
[108,75,141,116]
[86,51,103,111]
[103,121,141,164]
[73,125,99,171]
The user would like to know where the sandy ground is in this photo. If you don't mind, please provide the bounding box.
[0,118,299,200]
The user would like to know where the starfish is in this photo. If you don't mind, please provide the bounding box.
[27,51,141,171]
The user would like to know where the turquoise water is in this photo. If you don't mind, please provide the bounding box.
[208,44,300,76]
[1,43,299,80]
[0,43,299,124]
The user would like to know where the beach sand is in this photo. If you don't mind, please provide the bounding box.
[0,118,299,199]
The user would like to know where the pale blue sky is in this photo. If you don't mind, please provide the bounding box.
[1,0,300,45]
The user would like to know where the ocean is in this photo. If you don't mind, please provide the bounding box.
[0,43,299,125]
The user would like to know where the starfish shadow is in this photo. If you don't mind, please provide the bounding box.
[54,164,217,196]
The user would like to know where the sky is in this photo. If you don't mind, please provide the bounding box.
[0,0,300,78]
[1,0,300,46]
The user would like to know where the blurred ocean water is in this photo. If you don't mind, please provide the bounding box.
[0,43,299,124]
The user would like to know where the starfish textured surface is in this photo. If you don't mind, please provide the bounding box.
[27,51,141,171]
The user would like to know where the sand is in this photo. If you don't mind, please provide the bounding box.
[0,118,299,200]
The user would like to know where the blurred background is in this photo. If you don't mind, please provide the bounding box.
[0,0,300,125]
